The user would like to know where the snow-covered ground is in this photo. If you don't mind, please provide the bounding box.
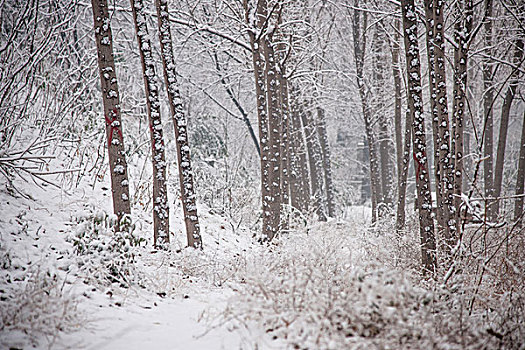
[0,170,286,349]
[2,160,524,349]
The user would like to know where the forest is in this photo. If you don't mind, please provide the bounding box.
[1,0,524,348]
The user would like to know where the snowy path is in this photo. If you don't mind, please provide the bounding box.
[56,290,257,350]
[0,180,278,350]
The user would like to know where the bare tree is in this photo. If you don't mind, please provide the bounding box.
[424,0,456,247]
[301,104,327,221]
[451,0,473,228]
[244,0,281,240]
[493,38,524,218]
[316,107,336,217]
[154,0,202,248]
[130,0,170,247]
[400,0,437,273]
[351,2,381,223]
[514,108,525,228]
[482,0,495,220]
[373,25,394,211]
[289,97,310,214]
[390,18,411,232]
[91,0,131,228]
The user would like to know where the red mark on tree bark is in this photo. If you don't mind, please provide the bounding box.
[413,151,426,179]
[105,108,123,147]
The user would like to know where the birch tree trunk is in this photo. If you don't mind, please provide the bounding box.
[493,39,524,218]
[400,0,437,273]
[91,0,131,228]
[154,0,201,248]
[130,0,169,247]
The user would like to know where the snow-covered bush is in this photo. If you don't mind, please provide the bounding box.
[0,264,79,348]
[68,206,144,287]
[224,221,525,349]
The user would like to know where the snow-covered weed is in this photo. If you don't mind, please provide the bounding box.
[0,264,79,349]
[223,220,525,349]
[68,205,145,287]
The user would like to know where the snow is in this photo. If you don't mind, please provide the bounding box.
[0,166,279,349]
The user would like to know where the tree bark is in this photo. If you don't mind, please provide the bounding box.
[374,27,394,210]
[400,0,437,273]
[424,0,456,247]
[514,109,525,228]
[154,0,201,248]
[91,0,131,228]
[262,11,283,238]
[277,46,290,231]
[316,107,336,217]
[493,38,524,218]
[245,0,272,240]
[130,0,169,247]
[352,2,381,223]
[392,18,403,194]
[451,0,473,233]
[391,18,410,232]
[301,105,327,221]
[289,98,310,214]
[423,0,444,230]
[482,0,495,220]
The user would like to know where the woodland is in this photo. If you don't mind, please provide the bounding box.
[0,0,524,349]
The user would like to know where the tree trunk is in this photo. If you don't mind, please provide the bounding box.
[514,109,525,228]
[154,0,201,248]
[373,28,394,211]
[352,2,380,223]
[316,107,336,217]
[431,0,456,244]
[400,0,437,273]
[391,18,410,232]
[397,110,413,232]
[482,0,495,220]
[392,18,403,193]
[262,14,282,238]
[278,65,290,232]
[245,0,272,240]
[275,13,290,228]
[289,102,309,213]
[91,0,131,229]
[130,0,169,247]
[301,105,327,221]
[493,39,524,218]
[451,0,473,233]
[423,0,442,219]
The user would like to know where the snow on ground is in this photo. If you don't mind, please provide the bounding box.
[2,172,524,349]
[0,166,375,350]
[0,169,285,349]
